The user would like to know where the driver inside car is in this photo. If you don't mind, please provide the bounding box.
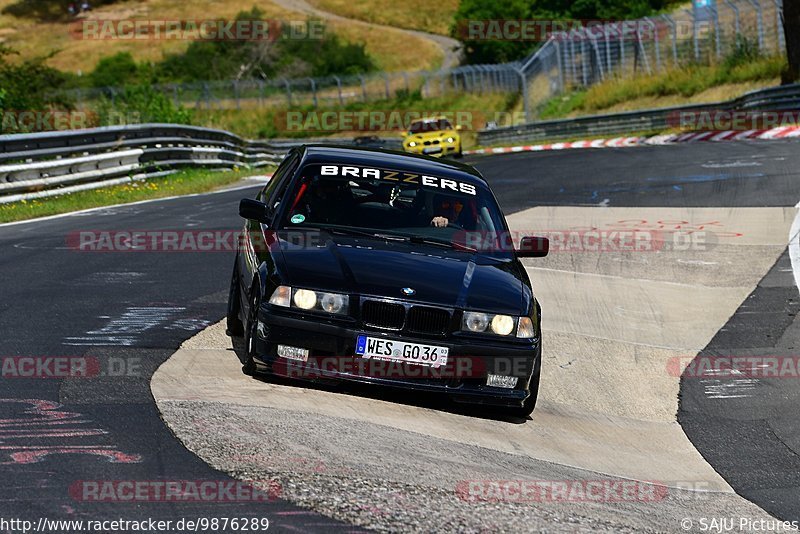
[430,194,469,228]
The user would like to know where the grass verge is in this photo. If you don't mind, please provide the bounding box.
[0,166,269,223]
[539,55,786,120]
[193,91,517,140]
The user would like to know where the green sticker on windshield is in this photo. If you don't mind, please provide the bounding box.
[290,214,306,224]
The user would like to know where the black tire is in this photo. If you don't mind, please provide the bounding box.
[226,259,244,337]
[241,282,261,376]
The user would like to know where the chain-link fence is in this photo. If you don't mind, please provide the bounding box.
[56,0,785,127]
[61,65,525,113]
[550,0,784,89]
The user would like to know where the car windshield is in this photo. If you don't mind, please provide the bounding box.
[408,119,453,134]
[280,164,511,255]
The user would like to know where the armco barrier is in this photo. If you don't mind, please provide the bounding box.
[477,83,800,146]
[0,124,399,203]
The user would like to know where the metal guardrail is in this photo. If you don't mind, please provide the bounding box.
[0,124,400,203]
[476,83,800,146]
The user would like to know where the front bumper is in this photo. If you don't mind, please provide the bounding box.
[252,306,539,408]
[403,142,460,158]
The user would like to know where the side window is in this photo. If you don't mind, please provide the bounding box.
[259,153,299,219]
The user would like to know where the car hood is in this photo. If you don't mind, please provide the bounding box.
[276,234,527,314]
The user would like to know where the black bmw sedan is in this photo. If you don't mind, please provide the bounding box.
[228,145,548,417]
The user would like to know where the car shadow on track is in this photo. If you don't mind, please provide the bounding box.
[229,338,531,425]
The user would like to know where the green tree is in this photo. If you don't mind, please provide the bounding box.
[453,0,683,64]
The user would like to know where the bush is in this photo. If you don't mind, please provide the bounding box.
[154,9,375,82]
[89,52,141,88]
[95,85,192,126]
[0,45,73,133]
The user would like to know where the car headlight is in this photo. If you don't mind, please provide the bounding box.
[491,315,515,336]
[461,311,525,336]
[269,287,349,315]
[320,292,347,314]
[462,311,489,333]
[293,289,317,310]
[445,137,455,143]
[408,141,417,147]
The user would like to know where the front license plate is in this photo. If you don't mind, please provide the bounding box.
[423,147,442,154]
[355,335,448,367]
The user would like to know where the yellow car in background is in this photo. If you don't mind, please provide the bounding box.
[401,117,462,158]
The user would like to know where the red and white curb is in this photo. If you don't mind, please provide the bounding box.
[465,125,800,156]
[464,137,643,155]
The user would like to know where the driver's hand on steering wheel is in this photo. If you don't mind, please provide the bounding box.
[431,216,449,228]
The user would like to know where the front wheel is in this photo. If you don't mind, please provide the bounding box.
[226,259,244,337]
[241,282,261,376]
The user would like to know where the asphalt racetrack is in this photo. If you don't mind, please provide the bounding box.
[2,140,800,532]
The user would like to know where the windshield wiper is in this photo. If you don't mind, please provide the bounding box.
[409,235,476,253]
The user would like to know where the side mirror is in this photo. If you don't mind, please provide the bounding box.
[455,124,463,131]
[239,198,270,224]
[400,131,409,138]
[517,236,549,258]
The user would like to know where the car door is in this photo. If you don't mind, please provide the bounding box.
[240,151,301,312]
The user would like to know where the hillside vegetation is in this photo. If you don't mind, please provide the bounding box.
[0,0,441,73]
